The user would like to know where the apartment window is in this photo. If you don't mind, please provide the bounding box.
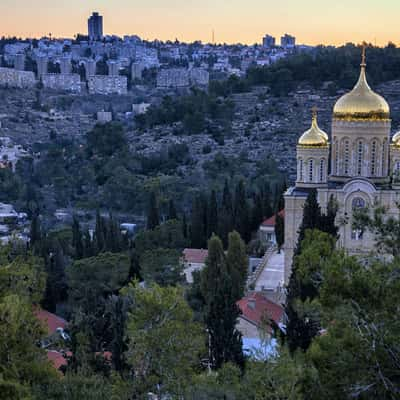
[298,159,303,181]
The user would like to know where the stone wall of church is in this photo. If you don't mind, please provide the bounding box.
[331,120,391,182]
[283,191,307,283]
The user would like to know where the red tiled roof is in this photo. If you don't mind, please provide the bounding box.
[34,308,67,335]
[237,292,284,328]
[183,248,208,264]
[47,350,68,371]
[261,210,285,227]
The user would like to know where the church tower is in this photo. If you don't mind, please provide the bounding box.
[284,47,400,285]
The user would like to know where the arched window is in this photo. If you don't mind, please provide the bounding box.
[395,161,400,173]
[298,159,303,181]
[371,140,377,176]
[308,159,314,182]
[344,140,350,175]
[334,138,339,175]
[357,140,363,175]
[351,197,366,241]
[319,159,325,182]
[382,139,387,175]
[352,197,366,210]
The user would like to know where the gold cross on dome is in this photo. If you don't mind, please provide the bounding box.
[311,106,318,119]
[361,43,366,66]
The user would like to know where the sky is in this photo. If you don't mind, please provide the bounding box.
[0,0,399,46]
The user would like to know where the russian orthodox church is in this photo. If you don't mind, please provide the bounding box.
[284,49,400,283]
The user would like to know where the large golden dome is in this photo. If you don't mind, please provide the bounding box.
[298,111,328,147]
[333,51,390,121]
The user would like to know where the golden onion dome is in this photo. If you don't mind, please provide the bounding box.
[298,110,328,147]
[333,49,390,121]
[392,131,400,147]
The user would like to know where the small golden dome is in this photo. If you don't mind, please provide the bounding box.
[298,110,328,147]
[333,49,390,121]
[392,131,400,147]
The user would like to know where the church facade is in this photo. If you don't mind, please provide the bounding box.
[284,51,400,283]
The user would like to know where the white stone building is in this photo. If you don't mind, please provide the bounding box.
[284,51,400,283]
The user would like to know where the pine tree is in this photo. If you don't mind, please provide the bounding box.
[207,190,218,239]
[72,215,84,259]
[226,231,248,300]
[201,235,244,370]
[147,192,160,230]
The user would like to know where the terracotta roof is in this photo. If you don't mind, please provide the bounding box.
[34,308,67,335]
[46,350,69,371]
[237,292,284,328]
[183,248,208,264]
[261,210,285,227]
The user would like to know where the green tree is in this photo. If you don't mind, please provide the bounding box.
[275,212,285,252]
[226,231,248,300]
[207,190,219,239]
[123,282,205,398]
[140,248,183,286]
[72,215,84,259]
[233,181,251,243]
[147,191,160,230]
[201,235,244,369]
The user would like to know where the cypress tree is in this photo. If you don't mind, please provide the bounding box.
[218,180,234,246]
[275,212,285,252]
[182,212,188,239]
[201,235,244,370]
[72,215,84,259]
[190,195,206,248]
[83,229,93,258]
[167,199,178,221]
[285,189,323,353]
[226,231,248,300]
[94,210,105,253]
[251,191,264,232]
[261,183,273,220]
[29,212,42,253]
[147,192,160,230]
[207,190,218,239]
[233,180,250,243]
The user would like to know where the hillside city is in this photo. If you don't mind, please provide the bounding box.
[1,9,400,400]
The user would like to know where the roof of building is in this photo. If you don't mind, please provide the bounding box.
[34,308,67,335]
[46,350,69,371]
[261,210,285,227]
[237,292,284,328]
[183,248,208,264]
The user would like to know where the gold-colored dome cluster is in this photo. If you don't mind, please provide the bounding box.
[333,48,390,121]
[298,109,329,147]
[392,131,400,147]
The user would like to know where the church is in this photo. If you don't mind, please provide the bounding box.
[284,49,400,284]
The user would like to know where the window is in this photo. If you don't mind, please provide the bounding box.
[308,159,314,182]
[334,139,339,175]
[371,140,377,176]
[352,197,366,209]
[319,159,325,182]
[298,159,303,181]
[351,197,366,241]
[382,139,387,175]
[344,140,350,175]
[357,141,363,175]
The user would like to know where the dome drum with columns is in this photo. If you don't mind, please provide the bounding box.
[283,48,400,284]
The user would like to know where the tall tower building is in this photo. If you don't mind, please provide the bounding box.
[262,35,276,48]
[88,12,103,41]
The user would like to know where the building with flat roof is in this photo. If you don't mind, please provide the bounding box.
[88,12,103,41]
